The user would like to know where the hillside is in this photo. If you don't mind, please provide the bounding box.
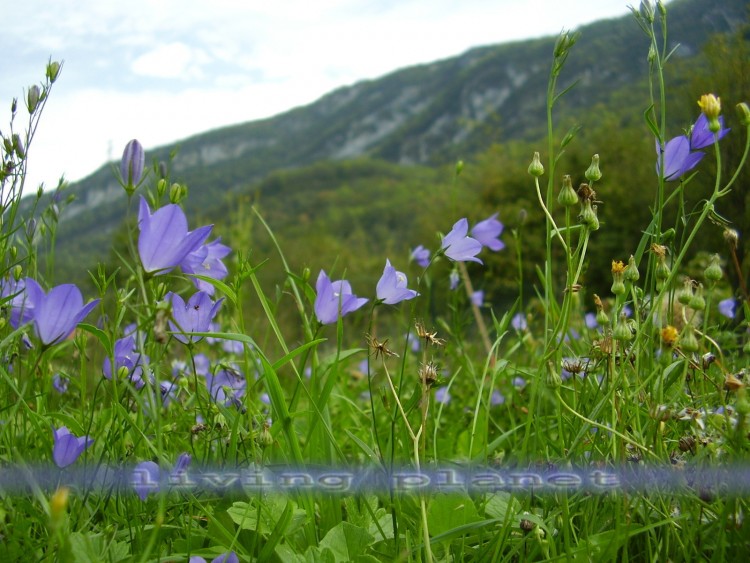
[33,0,750,288]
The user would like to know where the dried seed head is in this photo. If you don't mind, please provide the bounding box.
[724,374,744,392]
[724,228,739,249]
[577,183,596,202]
[366,334,398,360]
[678,435,696,453]
[414,320,445,347]
[419,362,439,387]
[650,243,668,259]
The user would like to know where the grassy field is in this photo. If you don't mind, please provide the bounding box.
[1,4,750,561]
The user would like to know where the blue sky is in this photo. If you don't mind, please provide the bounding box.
[2,0,632,193]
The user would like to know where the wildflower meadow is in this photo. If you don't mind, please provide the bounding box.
[2,3,750,561]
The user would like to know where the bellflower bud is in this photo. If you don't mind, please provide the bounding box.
[737,103,750,127]
[640,0,655,22]
[584,154,602,182]
[46,61,61,83]
[169,183,186,204]
[12,134,25,158]
[27,85,40,114]
[528,152,544,177]
[120,139,145,193]
[558,175,578,207]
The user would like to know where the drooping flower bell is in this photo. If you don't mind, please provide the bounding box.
[441,218,483,263]
[166,291,224,344]
[138,197,212,275]
[25,279,99,346]
[180,238,232,295]
[471,214,505,251]
[314,270,368,325]
[52,426,93,468]
[376,259,418,305]
[410,245,430,268]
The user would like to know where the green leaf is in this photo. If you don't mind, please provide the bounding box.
[77,322,112,358]
[318,522,374,562]
[427,494,481,537]
[484,492,521,521]
[188,273,238,305]
[305,546,336,563]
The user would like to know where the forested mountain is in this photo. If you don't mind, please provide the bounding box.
[33,0,750,302]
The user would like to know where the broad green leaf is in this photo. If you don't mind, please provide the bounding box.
[318,521,374,562]
[305,546,336,563]
[427,494,481,537]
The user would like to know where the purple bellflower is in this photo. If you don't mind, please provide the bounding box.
[434,386,451,404]
[190,554,240,563]
[1,276,37,328]
[718,297,736,319]
[138,197,212,274]
[133,461,160,501]
[103,334,149,389]
[511,312,528,331]
[471,290,484,307]
[449,270,460,290]
[26,279,99,345]
[376,259,418,305]
[657,113,730,181]
[180,238,232,296]
[656,136,704,181]
[314,270,368,325]
[584,312,598,329]
[52,426,93,468]
[410,245,430,268]
[171,452,191,480]
[206,366,246,408]
[167,291,224,344]
[690,113,730,150]
[471,213,505,251]
[491,390,505,406]
[52,373,69,394]
[441,219,483,264]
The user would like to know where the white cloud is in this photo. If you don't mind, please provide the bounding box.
[2,0,633,193]
[131,42,210,79]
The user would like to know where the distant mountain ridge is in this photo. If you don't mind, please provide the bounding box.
[40,0,750,277]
